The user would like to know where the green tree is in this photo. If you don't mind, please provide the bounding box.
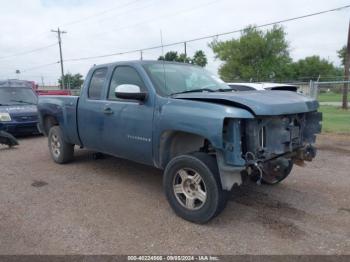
[209,25,292,82]
[158,51,179,62]
[291,56,339,81]
[192,50,208,67]
[177,53,191,63]
[58,73,84,89]
[158,50,207,67]
[337,46,347,67]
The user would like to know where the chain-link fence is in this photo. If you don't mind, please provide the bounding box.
[288,80,350,107]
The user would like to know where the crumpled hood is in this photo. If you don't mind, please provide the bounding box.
[172,90,319,116]
[0,105,38,116]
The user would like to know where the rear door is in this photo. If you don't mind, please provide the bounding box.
[77,67,108,151]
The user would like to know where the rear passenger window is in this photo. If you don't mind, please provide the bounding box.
[88,68,107,100]
[108,66,145,100]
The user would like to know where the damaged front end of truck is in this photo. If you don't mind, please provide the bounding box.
[217,112,322,189]
[242,111,321,184]
[174,91,322,189]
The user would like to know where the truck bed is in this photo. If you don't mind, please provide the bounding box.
[38,95,81,145]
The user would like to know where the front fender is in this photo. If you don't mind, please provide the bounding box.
[153,97,254,167]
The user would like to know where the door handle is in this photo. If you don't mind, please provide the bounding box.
[103,107,113,115]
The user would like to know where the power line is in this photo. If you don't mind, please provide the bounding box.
[0,42,58,60]
[0,1,145,57]
[0,1,147,61]
[64,4,350,63]
[10,4,350,73]
[77,0,223,40]
[87,0,159,25]
[62,0,144,27]
[21,61,60,72]
[64,2,159,42]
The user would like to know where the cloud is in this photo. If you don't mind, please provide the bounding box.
[0,0,349,84]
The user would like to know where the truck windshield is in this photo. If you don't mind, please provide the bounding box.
[143,63,231,96]
[0,87,38,105]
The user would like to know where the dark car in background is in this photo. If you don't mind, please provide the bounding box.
[0,80,39,136]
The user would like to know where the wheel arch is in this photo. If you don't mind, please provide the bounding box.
[42,114,59,136]
[157,129,245,192]
[158,130,216,169]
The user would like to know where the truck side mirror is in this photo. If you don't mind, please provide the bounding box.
[114,84,147,101]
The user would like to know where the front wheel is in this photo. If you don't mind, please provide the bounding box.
[48,126,74,164]
[163,152,228,223]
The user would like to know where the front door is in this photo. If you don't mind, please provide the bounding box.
[102,65,154,165]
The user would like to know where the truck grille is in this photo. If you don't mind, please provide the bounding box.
[12,115,38,122]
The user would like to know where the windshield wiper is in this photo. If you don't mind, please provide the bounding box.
[215,88,235,92]
[10,99,36,105]
[171,88,216,95]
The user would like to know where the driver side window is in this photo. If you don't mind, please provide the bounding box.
[108,66,145,100]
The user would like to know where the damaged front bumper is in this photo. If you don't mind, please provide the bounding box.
[218,111,322,190]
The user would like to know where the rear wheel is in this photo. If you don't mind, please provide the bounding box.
[48,126,74,164]
[163,152,228,223]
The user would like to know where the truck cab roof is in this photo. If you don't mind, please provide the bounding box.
[90,60,195,69]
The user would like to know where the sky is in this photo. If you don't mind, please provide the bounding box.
[0,0,349,85]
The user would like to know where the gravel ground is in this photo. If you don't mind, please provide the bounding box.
[0,134,349,255]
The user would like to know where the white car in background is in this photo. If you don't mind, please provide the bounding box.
[227,82,298,92]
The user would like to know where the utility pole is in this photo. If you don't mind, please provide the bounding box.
[140,50,143,60]
[41,76,45,88]
[184,42,187,57]
[51,28,67,90]
[343,21,350,109]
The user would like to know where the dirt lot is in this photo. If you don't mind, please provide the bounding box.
[0,134,349,255]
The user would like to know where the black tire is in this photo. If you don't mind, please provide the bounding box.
[163,152,228,223]
[48,126,74,164]
[192,152,229,218]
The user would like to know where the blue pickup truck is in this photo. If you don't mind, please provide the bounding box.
[38,61,321,223]
[0,80,39,136]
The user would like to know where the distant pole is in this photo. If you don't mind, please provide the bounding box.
[41,76,45,87]
[140,50,143,60]
[184,42,187,57]
[51,28,67,90]
[342,21,350,109]
[15,69,20,79]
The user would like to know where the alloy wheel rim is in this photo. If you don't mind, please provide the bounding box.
[173,168,207,210]
[51,134,61,158]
